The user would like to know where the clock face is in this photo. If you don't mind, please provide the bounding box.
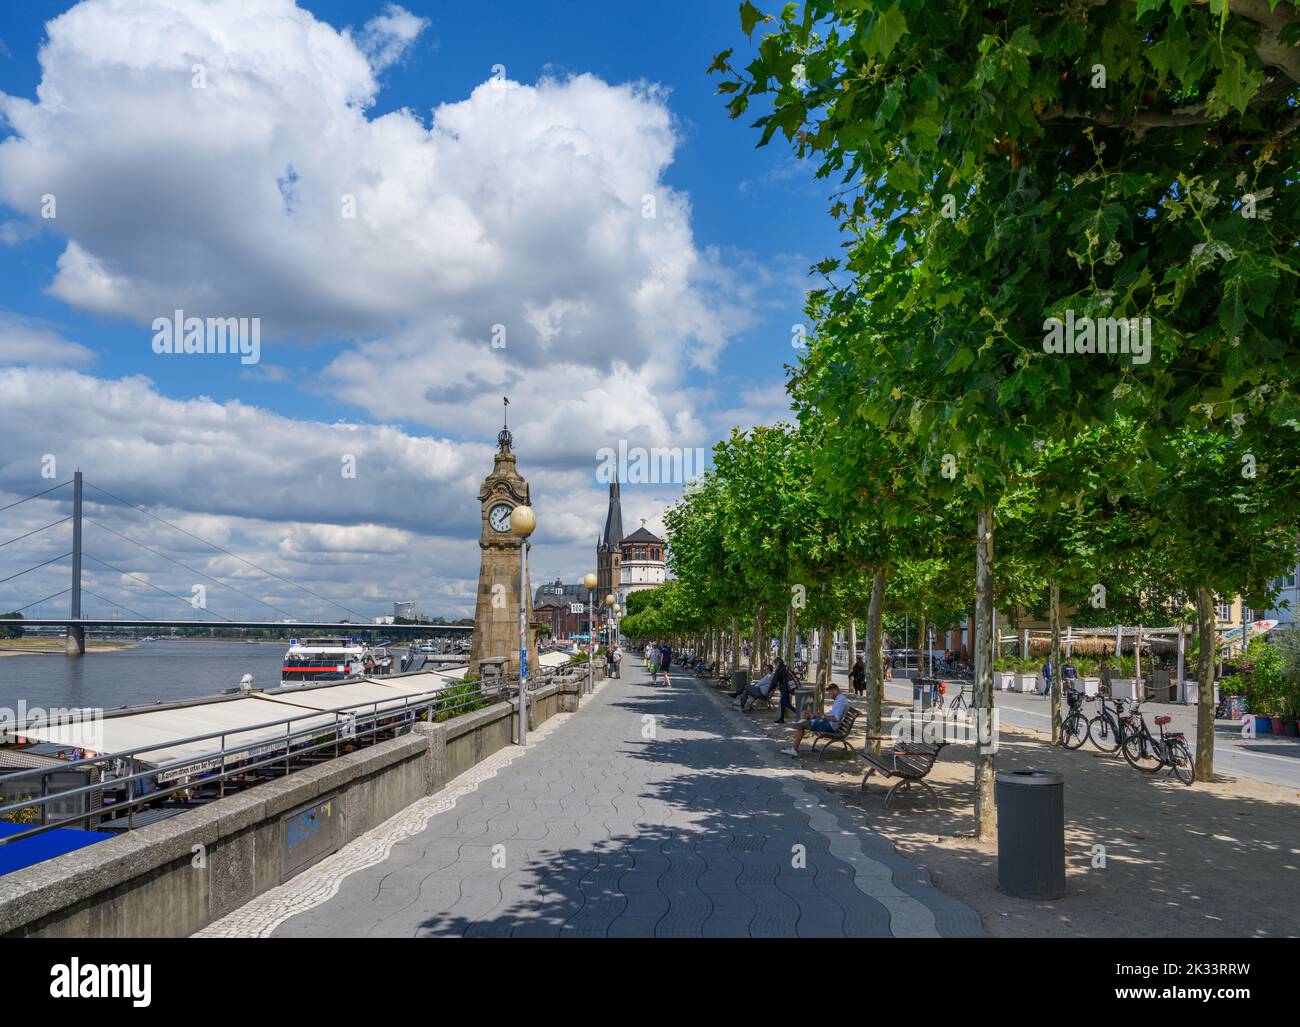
[488,503,513,533]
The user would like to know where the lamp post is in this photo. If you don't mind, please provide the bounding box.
[583,572,597,695]
[511,504,536,745]
[604,594,614,665]
[612,603,621,675]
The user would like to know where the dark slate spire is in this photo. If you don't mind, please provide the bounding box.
[601,479,623,549]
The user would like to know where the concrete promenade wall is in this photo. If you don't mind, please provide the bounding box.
[0,673,595,938]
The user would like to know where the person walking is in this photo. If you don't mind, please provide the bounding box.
[1061,656,1078,692]
[1041,656,1054,697]
[659,641,672,686]
[771,656,797,724]
[850,657,867,696]
[647,641,660,677]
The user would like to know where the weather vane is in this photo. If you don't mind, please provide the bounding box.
[498,396,513,451]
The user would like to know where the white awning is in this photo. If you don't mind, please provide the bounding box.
[4,696,338,781]
[259,678,446,715]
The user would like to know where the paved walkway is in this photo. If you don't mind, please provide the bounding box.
[200,665,981,938]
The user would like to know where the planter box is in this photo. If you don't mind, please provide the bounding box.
[1016,673,1040,694]
[997,672,1017,691]
[1110,678,1142,702]
[1080,676,1101,697]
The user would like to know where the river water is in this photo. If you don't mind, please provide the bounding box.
[0,640,358,713]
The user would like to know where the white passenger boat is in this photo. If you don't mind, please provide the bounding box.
[281,637,392,686]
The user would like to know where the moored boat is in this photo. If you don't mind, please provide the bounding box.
[281,637,391,686]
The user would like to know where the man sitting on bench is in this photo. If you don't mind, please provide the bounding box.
[780,683,848,757]
[734,664,774,709]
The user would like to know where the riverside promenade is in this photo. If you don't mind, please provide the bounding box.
[199,663,981,938]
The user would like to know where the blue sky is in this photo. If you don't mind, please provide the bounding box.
[0,0,836,421]
[0,0,842,619]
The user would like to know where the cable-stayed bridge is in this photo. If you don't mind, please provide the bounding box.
[0,471,465,653]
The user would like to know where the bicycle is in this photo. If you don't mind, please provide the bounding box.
[1086,693,1130,754]
[948,683,972,714]
[1061,689,1090,749]
[1119,702,1195,784]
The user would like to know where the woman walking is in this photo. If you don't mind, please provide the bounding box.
[850,657,866,696]
[771,656,797,723]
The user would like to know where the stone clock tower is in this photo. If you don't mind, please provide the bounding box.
[468,408,537,680]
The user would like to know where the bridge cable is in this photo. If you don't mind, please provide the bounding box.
[0,516,72,549]
[82,553,233,622]
[0,480,72,515]
[0,552,72,587]
[82,588,149,620]
[83,481,367,620]
[85,517,300,621]
[1,587,72,615]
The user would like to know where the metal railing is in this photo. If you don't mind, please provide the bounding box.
[0,665,571,846]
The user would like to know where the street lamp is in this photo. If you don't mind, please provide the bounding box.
[511,504,536,745]
[604,594,615,660]
[583,572,597,695]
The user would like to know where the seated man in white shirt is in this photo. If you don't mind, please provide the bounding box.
[781,683,849,757]
[734,665,774,710]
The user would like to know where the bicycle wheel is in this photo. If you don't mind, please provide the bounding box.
[1088,712,1121,754]
[1062,712,1089,749]
[1121,731,1161,773]
[1169,739,1195,785]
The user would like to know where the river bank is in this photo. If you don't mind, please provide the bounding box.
[0,640,138,657]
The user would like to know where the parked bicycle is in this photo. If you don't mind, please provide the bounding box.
[1119,701,1195,784]
[948,683,972,714]
[1086,693,1131,754]
[1061,689,1090,749]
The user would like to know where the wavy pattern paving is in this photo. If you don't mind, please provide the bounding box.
[199,666,982,938]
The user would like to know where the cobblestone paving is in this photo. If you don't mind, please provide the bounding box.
[201,666,982,938]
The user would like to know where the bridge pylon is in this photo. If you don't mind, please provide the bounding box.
[66,469,84,656]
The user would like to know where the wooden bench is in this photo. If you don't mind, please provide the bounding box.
[749,672,802,711]
[860,739,948,808]
[809,707,860,761]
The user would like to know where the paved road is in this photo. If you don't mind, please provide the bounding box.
[203,665,982,938]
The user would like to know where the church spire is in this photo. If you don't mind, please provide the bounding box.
[601,478,623,549]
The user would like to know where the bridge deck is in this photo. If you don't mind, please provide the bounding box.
[200,664,982,938]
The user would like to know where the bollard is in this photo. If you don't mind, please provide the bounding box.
[996,770,1065,899]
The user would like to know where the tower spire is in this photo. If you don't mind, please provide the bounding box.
[498,396,513,452]
[602,477,623,549]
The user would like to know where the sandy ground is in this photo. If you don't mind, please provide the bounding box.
[0,639,136,656]
[710,679,1300,938]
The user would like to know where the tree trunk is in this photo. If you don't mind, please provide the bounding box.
[753,608,765,674]
[1049,578,1062,745]
[731,616,740,674]
[974,507,997,843]
[785,602,795,669]
[848,619,857,673]
[865,569,887,756]
[1194,587,1216,782]
[1135,624,1144,688]
[816,617,831,707]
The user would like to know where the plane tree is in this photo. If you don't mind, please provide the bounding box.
[713,0,1299,838]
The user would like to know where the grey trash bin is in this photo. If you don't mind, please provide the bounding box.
[996,769,1065,900]
[731,669,749,693]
